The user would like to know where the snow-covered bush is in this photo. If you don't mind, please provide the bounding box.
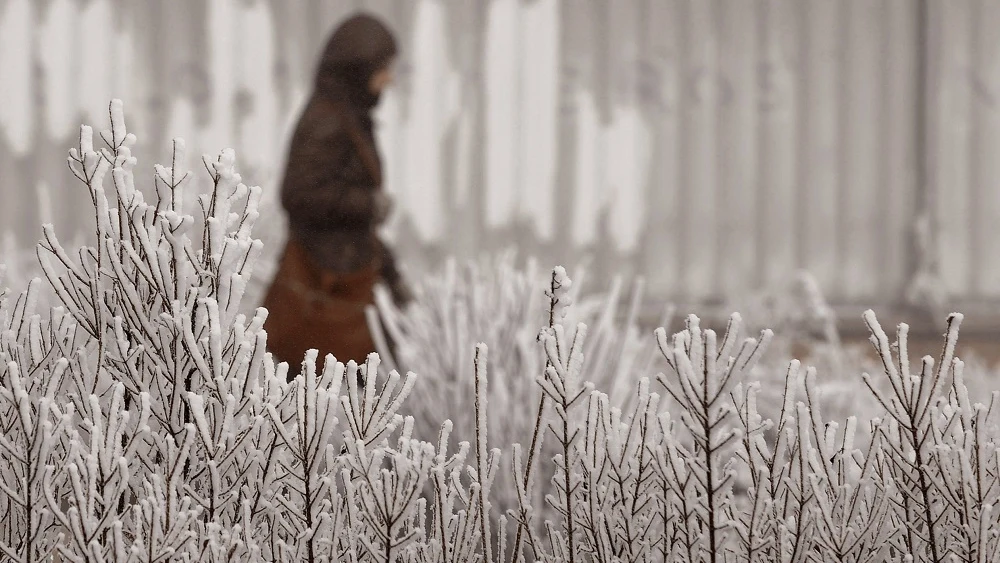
[367,252,674,527]
[722,272,892,444]
[2,101,1000,562]
[0,100,430,561]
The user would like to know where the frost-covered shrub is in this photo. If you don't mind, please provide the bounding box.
[367,253,674,527]
[368,252,672,406]
[724,273,890,442]
[3,101,1000,562]
[0,100,436,562]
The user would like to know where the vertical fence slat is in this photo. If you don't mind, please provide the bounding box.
[679,0,720,302]
[972,0,1000,297]
[267,0,293,115]
[234,1,280,180]
[128,0,165,195]
[758,0,799,289]
[316,0,353,48]
[0,0,34,157]
[381,0,427,273]
[432,0,483,262]
[434,0,463,259]
[0,0,36,246]
[158,0,202,172]
[883,0,919,299]
[33,1,66,245]
[553,0,584,258]
[716,0,757,296]
[483,0,518,235]
[638,0,681,299]
[79,0,114,127]
[567,1,599,249]
[606,0,640,255]
[584,0,603,263]
[797,0,840,297]
[567,0,608,285]
[361,0,394,22]
[39,0,77,141]
[840,0,883,300]
[406,0,451,244]
[931,0,973,297]
[518,0,559,244]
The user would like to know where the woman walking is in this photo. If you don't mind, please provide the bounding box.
[262,13,412,377]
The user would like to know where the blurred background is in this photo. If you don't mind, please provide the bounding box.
[0,0,998,343]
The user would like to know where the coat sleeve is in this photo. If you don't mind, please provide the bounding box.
[280,120,378,229]
[377,238,415,307]
[378,238,402,284]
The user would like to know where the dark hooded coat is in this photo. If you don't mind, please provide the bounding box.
[262,13,409,375]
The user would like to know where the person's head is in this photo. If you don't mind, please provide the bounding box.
[315,13,398,109]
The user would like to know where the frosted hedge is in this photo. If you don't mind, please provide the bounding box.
[0,101,998,562]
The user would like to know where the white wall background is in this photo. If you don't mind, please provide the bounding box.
[0,0,995,324]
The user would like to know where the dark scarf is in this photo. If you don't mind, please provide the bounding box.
[316,63,384,114]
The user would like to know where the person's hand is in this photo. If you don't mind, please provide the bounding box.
[374,191,393,224]
[389,277,415,309]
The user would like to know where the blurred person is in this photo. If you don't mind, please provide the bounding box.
[262,13,413,379]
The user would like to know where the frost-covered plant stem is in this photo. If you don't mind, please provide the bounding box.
[509,268,569,562]
[536,319,592,563]
[863,310,961,561]
[656,314,771,563]
[937,358,1000,562]
[0,357,69,563]
[474,344,496,563]
[45,382,151,562]
[264,349,346,561]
